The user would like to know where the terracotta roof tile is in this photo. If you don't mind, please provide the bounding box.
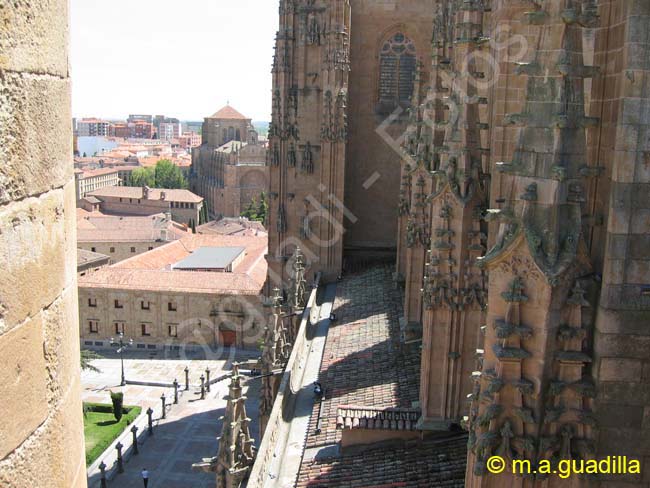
[77,212,190,242]
[209,105,249,120]
[296,434,468,488]
[78,167,120,178]
[78,233,268,295]
[294,266,458,487]
[197,218,267,237]
[88,186,203,203]
[302,266,421,450]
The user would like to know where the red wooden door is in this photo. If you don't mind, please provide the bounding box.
[220,330,236,346]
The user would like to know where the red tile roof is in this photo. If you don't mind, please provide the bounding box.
[209,105,249,120]
[197,218,267,237]
[77,212,190,242]
[294,266,467,488]
[77,167,121,178]
[296,434,468,488]
[88,186,203,203]
[302,266,421,449]
[78,233,268,295]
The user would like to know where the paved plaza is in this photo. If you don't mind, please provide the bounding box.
[82,348,261,488]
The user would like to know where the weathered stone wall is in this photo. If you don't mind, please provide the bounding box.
[95,195,202,226]
[203,116,253,147]
[78,287,265,350]
[345,0,436,251]
[0,1,87,486]
[592,1,650,485]
[77,241,166,264]
[267,0,351,286]
[191,136,268,220]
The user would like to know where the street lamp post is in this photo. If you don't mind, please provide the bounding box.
[209,307,219,350]
[110,332,133,386]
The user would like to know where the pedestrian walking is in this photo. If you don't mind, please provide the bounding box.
[141,467,149,487]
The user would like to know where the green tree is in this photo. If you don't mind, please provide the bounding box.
[241,197,258,220]
[155,159,187,189]
[110,391,124,422]
[200,203,209,224]
[190,219,196,234]
[80,349,101,373]
[256,191,268,224]
[130,166,156,187]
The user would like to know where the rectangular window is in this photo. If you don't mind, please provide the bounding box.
[141,301,150,310]
[141,323,151,336]
[88,298,97,308]
[91,247,96,252]
[168,324,178,337]
[114,299,123,309]
[89,321,99,334]
[115,322,124,335]
[148,246,154,251]
[131,247,136,253]
[110,247,115,253]
[168,302,177,312]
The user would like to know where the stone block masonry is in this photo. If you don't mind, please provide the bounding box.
[0,1,87,487]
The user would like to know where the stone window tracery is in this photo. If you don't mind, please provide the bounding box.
[378,32,417,106]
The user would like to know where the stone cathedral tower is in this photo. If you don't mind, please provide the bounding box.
[267,0,351,287]
[253,0,650,486]
[465,0,599,482]
[266,0,436,288]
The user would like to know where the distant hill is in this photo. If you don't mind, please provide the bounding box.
[253,121,270,137]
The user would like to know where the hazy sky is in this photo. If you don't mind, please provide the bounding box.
[71,0,279,122]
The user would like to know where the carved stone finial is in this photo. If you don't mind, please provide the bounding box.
[496,420,514,460]
[196,366,256,487]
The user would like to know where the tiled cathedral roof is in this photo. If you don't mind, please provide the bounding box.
[210,105,248,120]
[296,434,468,488]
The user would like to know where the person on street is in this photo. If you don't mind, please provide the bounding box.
[141,468,149,487]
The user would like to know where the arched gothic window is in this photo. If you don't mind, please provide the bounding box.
[236,128,241,141]
[222,128,228,143]
[228,127,235,142]
[378,32,417,106]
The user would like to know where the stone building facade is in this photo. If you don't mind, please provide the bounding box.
[74,167,120,199]
[87,185,204,225]
[191,107,268,219]
[77,249,111,277]
[201,105,259,147]
[77,210,191,263]
[78,234,268,351]
[0,1,87,486]
[191,141,268,219]
[257,1,650,487]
